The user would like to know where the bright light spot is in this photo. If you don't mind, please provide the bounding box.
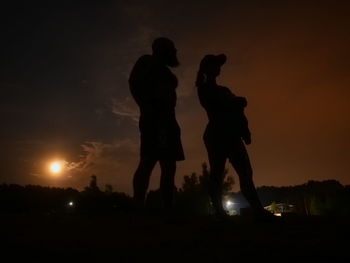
[226,200,234,208]
[275,213,282,217]
[68,201,74,207]
[49,161,62,174]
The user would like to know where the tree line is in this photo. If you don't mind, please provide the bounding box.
[1,164,349,216]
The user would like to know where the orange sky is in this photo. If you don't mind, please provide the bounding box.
[0,1,349,194]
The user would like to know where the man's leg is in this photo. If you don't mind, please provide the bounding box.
[133,156,157,208]
[159,160,176,210]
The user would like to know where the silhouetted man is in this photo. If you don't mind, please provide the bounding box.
[129,37,185,211]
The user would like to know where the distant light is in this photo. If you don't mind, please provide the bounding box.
[68,201,74,207]
[226,200,234,208]
[275,213,282,217]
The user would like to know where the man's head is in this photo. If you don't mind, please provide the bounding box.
[152,37,179,67]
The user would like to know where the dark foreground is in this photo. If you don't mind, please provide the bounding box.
[2,213,349,262]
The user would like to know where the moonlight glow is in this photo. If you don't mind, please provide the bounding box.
[50,161,63,174]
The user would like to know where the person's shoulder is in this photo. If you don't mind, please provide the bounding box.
[131,55,153,74]
[135,55,153,66]
[129,55,153,84]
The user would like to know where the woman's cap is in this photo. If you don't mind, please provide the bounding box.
[200,54,227,69]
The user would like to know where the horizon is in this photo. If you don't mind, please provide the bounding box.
[1,177,347,194]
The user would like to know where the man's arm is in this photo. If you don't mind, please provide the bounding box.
[129,55,153,106]
[226,89,251,145]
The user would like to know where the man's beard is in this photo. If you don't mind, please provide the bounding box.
[167,56,180,68]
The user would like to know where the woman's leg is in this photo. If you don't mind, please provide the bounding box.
[207,150,227,215]
[228,140,264,212]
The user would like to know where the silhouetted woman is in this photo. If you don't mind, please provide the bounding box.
[196,54,270,218]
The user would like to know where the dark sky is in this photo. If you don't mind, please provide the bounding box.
[1,0,349,193]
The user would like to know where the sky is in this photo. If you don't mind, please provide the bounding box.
[1,0,349,194]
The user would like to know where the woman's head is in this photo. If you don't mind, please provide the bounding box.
[196,54,227,87]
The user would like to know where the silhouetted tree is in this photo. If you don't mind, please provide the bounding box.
[87,175,100,192]
[181,163,234,195]
[182,172,198,193]
[105,184,113,194]
[177,162,234,215]
[270,201,278,214]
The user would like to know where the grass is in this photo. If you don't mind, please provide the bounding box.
[1,213,349,262]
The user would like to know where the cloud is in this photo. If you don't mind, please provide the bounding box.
[66,140,139,192]
[111,97,139,123]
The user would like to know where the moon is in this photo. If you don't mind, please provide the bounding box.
[50,161,63,174]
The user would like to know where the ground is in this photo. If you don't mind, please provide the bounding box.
[2,213,349,262]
